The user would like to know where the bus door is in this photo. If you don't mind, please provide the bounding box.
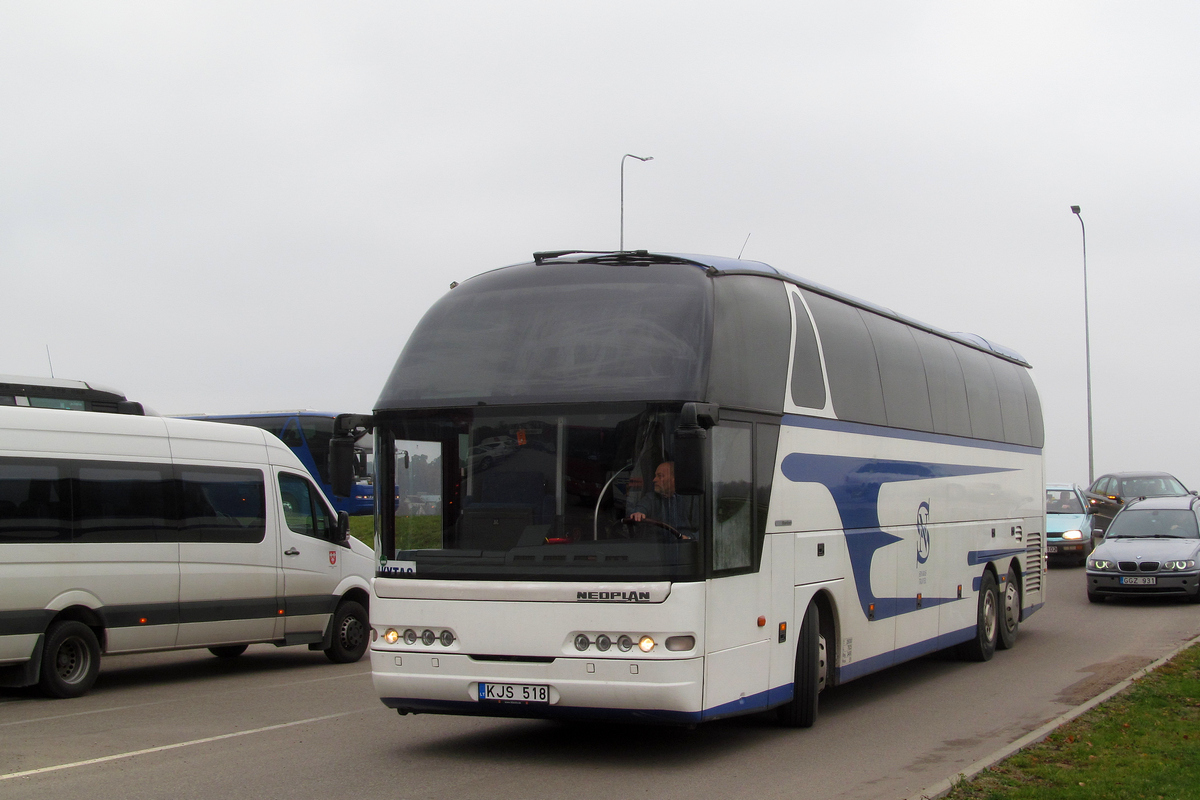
[703,422,772,715]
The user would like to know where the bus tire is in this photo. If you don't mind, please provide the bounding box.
[996,565,1020,651]
[39,620,101,699]
[957,571,998,662]
[324,600,369,663]
[209,645,248,658]
[778,602,821,728]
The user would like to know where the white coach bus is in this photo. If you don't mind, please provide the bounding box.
[0,407,374,698]
[337,250,1045,727]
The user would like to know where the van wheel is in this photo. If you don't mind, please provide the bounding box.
[209,645,248,658]
[996,566,1020,651]
[957,571,998,662]
[778,603,823,728]
[39,620,101,698]
[325,600,368,663]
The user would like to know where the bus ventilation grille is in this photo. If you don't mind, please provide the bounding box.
[1023,531,1043,594]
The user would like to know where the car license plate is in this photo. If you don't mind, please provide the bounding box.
[478,682,550,703]
[1046,545,1058,553]
[1121,576,1157,585]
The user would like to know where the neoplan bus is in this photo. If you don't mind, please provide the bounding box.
[0,407,374,698]
[334,250,1045,727]
[183,412,375,516]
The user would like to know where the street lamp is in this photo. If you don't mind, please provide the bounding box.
[1071,205,1095,484]
[620,154,653,251]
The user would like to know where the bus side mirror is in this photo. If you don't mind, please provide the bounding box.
[674,402,716,496]
[330,413,374,499]
[329,438,357,498]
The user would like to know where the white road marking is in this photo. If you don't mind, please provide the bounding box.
[0,668,370,728]
[0,708,374,781]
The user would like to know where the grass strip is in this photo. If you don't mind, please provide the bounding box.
[943,642,1200,800]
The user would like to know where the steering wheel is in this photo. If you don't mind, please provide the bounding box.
[619,516,689,541]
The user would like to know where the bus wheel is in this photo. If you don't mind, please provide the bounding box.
[39,620,101,699]
[209,645,249,658]
[957,571,998,662]
[778,603,822,728]
[996,566,1020,651]
[325,600,369,663]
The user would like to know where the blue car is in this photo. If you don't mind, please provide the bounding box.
[1046,483,1096,565]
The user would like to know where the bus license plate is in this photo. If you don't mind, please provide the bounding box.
[1121,576,1156,585]
[479,683,550,703]
[1046,546,1058,553]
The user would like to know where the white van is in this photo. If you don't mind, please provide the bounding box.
[0,407,375,698]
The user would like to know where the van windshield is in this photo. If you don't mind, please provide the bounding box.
[374,403,704,582]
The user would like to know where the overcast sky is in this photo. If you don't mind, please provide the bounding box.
[3,2,1198,487]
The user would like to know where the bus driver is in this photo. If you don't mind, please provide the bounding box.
[627,461,698,539]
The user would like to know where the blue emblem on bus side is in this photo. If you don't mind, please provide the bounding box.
[916,501,931,565]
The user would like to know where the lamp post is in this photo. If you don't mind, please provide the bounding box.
[620,154,653,251]
[1071,205,1095,484]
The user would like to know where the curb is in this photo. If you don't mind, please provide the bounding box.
[905,631,1200,800]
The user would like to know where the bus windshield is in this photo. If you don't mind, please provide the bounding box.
[376,402,705,582]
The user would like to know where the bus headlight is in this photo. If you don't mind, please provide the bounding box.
[617,635,633,652]
[638,635,656,653]
[383,628,399,644]
[403,629,417,645]
[574,634,591,651]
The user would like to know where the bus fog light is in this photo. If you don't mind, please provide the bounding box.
[421,629,436,646]
[595,634,611,652]
[439,630,455,647]
[574,634,591,651]
[638,636,655,653]
[403,629,417,645]
[383,628,399,644]
[665,635,695,651]
[617,635,633,652]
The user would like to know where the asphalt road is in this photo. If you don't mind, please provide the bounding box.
[4,564,1199,800]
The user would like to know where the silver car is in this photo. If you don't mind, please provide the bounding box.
[1085,495,1200,604]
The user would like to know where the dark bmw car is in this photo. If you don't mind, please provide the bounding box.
[1086,495,1200,603]
[1083,471,1190,534]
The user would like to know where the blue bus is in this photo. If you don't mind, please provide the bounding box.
[186,412,374,516]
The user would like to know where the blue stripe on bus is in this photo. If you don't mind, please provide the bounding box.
[838,624,977,681]
[968,548,1025,565]
[380,696,703,725]
[779,452,1012,622]
[781,414,1042,456]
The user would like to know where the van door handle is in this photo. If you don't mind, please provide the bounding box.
[284,547,300,556]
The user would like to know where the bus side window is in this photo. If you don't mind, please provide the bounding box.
[712,423,753,573]
[279,418,304,448]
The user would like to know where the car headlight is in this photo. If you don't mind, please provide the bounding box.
[1162,560,1197,571]
[1088,558,1117,571]
[1061,530,1084,540]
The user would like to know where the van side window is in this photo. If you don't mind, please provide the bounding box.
[0,459,72,543]
[76,464,171,543]
[279,473,335,541]
[178,467,266,543]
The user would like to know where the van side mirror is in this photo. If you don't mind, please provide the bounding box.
[337,510,351,545]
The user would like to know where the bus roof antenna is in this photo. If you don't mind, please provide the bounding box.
[737,233,751,259]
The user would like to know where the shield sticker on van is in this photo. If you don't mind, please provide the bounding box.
[329,550,337,566]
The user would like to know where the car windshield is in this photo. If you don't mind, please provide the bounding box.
[1118,476,1187,497]
[1105,509,1199,539]
[1046,489,1084,514]
[373,402,705,581]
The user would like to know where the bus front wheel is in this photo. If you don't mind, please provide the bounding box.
[957,571,999,662]
[778,602,823,728]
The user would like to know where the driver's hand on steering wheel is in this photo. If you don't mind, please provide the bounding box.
[629,512,646,522]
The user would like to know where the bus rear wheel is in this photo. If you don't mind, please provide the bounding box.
[996,565,1020,651]
[778,602,823,728]
[957,571,998,662]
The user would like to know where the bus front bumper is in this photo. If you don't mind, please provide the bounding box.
[371,648,705,724]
